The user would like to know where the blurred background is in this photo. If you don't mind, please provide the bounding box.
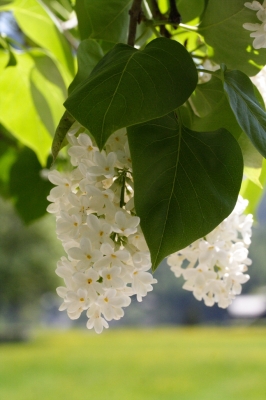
[1,194,266,400]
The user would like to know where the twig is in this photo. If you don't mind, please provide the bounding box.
[149,0,170,38]
[128,0,143,47]
[169,0,181,25]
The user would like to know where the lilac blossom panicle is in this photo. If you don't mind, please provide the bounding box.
[167,196,253,309]
[47,127,157,333]
[48,126,253,332]
[243,1,266,49]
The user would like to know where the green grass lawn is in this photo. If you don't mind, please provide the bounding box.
[0,326,266,400]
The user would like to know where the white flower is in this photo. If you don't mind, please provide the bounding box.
[112,211,140,237]
[73,269,104,301]
[243,1,266,48]
[95,243,130,269]
[86,304,109,334]
[68,237,102,269]
[47,170,73,200]
[56,211,83,240]
[64,288,91,314]
[47,127,157,333]
[101,266,125,288]
[68,133,96,165]
[131,264,158,302]
[96,289,130,321]
[84,214,113,246]
[87,151,117,178]
[167,196,253,309]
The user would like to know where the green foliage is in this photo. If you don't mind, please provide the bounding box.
[9,147,53,223]
[68,39,104,94]
[65,38,197,149]
[0,52,53,165]
[76,0,132,43]
[1,0,266,267]
[128,113,243,268]
[221,66,266,158]
[0,0,75,84]
[176,0,205,23]
[189,76,242,136]
[198,0,266,75]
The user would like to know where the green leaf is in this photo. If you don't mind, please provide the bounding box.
[0,49,9,72]
[240,159,266,217]
[0,36,17,67]
[0,136,17,198]
[188,76,242,138]
[30,50,67,136]
[0,0,75,84]
[83,0,131,43]
[75,0,91,40]
[0,51,52,165]
[238,132,263,187]
[9,147,53,224]
[52,110,76,162]
[176,0,205,23]
[222,67,266,158]
[65,38,198,149]
[198,0,266,75]
[127,113,243,270]
[68,39,104,94]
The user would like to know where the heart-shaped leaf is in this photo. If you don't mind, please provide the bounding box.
[127,113,243,270]
[64,38,198,149]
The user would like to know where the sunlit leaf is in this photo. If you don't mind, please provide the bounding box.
[0,0,75,84]
[240,159,266,218]
[238,132,263,187]
[0,52,52,165]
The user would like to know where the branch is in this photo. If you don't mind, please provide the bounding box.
[128,0,143,47]
[149,0,171,38]
[169,0,181,25]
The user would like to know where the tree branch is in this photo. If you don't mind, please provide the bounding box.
[149,0,170,38]
[169,0,181,24]
[127,0,143,47]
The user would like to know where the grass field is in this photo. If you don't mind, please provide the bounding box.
[0,326,266,400]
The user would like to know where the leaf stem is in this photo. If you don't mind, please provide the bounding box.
[197,68,218,75]
[179,23,198,32]
[128,0,143,47]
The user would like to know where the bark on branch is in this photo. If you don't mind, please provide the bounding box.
[127,0,143,47]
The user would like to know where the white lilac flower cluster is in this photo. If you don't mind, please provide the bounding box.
[47,126,157,333]
[167,196,253,309]
[243,1,266,49]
